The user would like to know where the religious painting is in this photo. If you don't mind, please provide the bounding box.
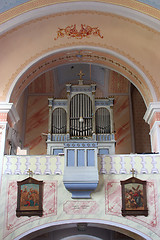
[16,177,43,217]
[121,177,148,216]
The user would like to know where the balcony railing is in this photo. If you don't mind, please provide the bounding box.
[3,153,160,175]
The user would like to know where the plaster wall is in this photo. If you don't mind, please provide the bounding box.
[0,10,159,105]
[1,154,160,240]
[23,67,134,155]
[24,91,132,155]
[131,86,151,153]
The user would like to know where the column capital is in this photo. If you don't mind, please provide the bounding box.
[0,103,19,126]
[144,102,160,125]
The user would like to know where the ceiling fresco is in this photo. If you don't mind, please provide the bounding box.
[0,0,160,14]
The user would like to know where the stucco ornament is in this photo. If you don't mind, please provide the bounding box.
[54,24,104,40]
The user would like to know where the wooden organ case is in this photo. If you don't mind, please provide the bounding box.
[47,77,115,198]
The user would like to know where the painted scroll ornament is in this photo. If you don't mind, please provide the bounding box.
[54,24,103,40]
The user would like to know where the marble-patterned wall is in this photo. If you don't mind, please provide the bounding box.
[24,72,54,155]
[15,90,27,147]
[114,96,132,154]
[24,70,134,154]
[1,166,160,240]
[109,71,132,154]
[131,86,151,153]
[24,95,49,155]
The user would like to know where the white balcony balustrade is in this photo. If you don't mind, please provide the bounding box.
[3,154,160,175]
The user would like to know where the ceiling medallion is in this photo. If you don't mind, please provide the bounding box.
[54,24,104,40]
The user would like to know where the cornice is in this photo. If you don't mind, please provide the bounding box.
[0,103,19,125]
[144,102,160,124]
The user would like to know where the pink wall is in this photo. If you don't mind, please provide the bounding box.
[24,72,54,155]
[114,95,132,154]
[131,86,151,153]
[23,70,150,155]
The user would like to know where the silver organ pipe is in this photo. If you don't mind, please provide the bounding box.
[70,94,92,137]
[52,108,67,134]
[95,108,110,134]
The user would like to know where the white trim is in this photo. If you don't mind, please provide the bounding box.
[0,102,19,125]
[149,121,160,153]
[144,102,160,124]
[62,235,102,240]
[14,219,152,240]
[1,2,160,35]
[149,120,160,135]
[6,46,157,105]
[0,123,7,188]
[129,82,135,153]
[0,102,13,111]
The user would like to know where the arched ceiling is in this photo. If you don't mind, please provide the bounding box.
[1,0,160,32]
[9,47,155,106]
[1,1,160,106]
[1,0,160,15]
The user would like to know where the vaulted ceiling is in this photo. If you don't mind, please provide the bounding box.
[1,1,160,106]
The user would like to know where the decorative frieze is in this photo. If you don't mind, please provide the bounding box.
[64,142,97,148]
[54,24,103,40]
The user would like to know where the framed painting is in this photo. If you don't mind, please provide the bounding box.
[121,177,148,216]
[16,177,43,217]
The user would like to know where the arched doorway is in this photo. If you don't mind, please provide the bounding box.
[15,220,152,240]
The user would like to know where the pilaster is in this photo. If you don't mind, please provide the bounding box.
[0,103,19,188]
[144,102,160,153]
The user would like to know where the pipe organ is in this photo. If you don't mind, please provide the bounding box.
[47,78,115,155]
[47,75,115,198]
[70,93,92,137]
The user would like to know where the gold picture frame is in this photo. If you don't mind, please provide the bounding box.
[121,177,148,216]
[16,177,43,217]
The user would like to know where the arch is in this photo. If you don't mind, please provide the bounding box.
[1,1,160,28]
[0,5,159,106]
[62,235,102,240]
[14,219,152,240]
[61,236,102,240]
[8,46,157,107]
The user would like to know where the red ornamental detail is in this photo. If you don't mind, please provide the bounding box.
[54,24,104,40]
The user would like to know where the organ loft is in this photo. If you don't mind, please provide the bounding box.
[47,71,116,198]
[47,71,115,155]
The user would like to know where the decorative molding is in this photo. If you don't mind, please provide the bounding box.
[13,219,153,240]
[64,142,98,148]
[54,24,103,40]
[95,99,113,106]
[1,1,160,29]
[53,100,67,107]
[0,11,158,103]
[143,102,160,125]
[72,86,91,92]
[0,103,19,126]
[9,50,150,104]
